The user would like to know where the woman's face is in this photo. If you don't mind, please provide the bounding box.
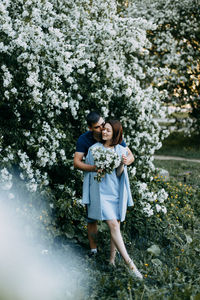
[102,123,113,141]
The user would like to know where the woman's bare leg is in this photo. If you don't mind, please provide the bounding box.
[106,219,143,279]
[106,219,130,263]
[109,221,120,265]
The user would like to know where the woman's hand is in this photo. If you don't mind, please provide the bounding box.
[122,154,128,165]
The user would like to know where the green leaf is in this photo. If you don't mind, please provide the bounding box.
[147,244,161,256]
[185,233,192,244]
[151,258,162,266]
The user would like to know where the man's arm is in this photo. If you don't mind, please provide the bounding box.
[74,152,96,172]
[122,147,134,166]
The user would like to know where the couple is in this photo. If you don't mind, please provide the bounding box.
[74,112,143,279]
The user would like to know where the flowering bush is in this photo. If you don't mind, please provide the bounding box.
[0,167,12,191]
[91,146,121,182]
[0,0,168,218]
[130,0,200,134]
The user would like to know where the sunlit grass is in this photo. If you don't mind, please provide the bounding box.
[154,159,200,186]
[156,132,200,159]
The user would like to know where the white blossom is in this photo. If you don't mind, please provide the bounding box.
[0,168,13,190]
[0,0,169,215]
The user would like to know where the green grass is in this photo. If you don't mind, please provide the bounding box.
[154,159,200,186]
[156,132,200,159]
[86,160,200,299]
[170,112,189,119]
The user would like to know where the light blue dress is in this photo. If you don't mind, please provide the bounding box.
[82,143,134,222]
[100,154,121,220]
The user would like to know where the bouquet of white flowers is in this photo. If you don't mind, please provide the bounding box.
[91,146,121,182]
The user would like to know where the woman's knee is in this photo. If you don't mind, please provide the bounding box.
[107,219,119,232]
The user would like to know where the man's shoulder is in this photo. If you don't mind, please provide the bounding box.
[120,138,126,147]
[78,131,92,140]
[76,131,96,155]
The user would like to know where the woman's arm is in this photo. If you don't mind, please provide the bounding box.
[116,147,131,176]
[125,147,134,165]
[116,162,124,177]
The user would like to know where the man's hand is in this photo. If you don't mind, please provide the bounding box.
[74,152,96,172]
[96,168,106,178]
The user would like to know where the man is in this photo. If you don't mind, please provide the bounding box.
[73,111,134,256]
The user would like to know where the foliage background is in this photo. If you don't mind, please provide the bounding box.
[132,0,200,134]
[1,0,200,299]
[0,0,169,220]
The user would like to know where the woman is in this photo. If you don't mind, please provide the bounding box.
[82,120,143,279]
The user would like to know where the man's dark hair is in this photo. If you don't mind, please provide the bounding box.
[86,111,101,127]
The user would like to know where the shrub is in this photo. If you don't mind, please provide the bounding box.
[0,0,168,224]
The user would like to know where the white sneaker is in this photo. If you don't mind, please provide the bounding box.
[127,259,143,280]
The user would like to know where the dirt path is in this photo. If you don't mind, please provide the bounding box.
[154,155,200,164]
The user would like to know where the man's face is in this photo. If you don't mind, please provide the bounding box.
[89,117,105,135]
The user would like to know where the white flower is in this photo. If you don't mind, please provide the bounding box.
[27,181,37,192]
[61,102,68,109]
[143,203,154,217]
[20,173,24,180]
[130,167,136,176]
[125,87,133,97]
[1,168,12,181]
[156,204,162,212]
[60,149,65,156]
[157,188,168,203]
[23,131,30,137]
[7,153,14,160]
[161,206,167,214]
